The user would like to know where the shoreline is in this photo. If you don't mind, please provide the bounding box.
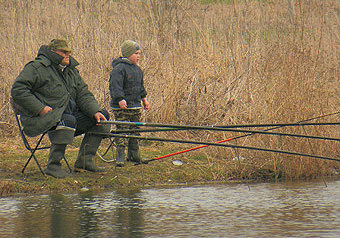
[1,138,339,197]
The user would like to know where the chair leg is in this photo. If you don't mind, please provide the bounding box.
[100,137,115,157]
[22,134,46,176]
[63,156,72,173]
[22,154,45,175]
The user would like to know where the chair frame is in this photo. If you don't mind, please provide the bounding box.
[14,113,72,175]
[96,136,116,163]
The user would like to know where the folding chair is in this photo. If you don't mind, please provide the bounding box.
[13,112,72,175]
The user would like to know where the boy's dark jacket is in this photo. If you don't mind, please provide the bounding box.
[109,57,147,109]
[11,45,102,137]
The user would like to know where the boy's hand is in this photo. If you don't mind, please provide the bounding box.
[119,100,127,109]
[142,98,149,110]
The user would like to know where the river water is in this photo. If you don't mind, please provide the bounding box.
[1,179,340,237]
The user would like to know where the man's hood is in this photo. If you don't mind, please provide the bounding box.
[36,45,79,67]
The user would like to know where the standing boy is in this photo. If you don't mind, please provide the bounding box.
[109,40,149,167]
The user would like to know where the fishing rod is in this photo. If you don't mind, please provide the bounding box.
[98,111,340,162]
[114,127,184,134]
[150,111,340,161]
[93,132,340,162]
[100,121,340,132]
[100,121,340,142]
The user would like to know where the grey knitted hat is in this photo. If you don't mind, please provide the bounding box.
[121,40,140,57]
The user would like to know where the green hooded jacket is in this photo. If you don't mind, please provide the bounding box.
[11,45,102,138]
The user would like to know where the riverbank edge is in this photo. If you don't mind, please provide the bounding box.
[1,138,339,197]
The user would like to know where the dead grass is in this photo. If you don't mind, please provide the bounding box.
[0,0,339,181]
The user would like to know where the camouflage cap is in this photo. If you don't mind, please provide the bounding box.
[121,40,140,58]
[48,39,71,52]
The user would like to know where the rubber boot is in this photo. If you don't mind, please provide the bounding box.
[45,144,70,178]
[127,139,148,164]
[74,134,106,173]
[115,146,126,167]
[127,139,140,163]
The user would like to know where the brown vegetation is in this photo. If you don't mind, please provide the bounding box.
[0,0,339,182]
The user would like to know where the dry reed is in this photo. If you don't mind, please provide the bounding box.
[0,0,339,179]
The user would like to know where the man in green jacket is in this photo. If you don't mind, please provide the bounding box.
[11,39,110,178]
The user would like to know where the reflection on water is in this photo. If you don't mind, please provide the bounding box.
[1,179,340,237]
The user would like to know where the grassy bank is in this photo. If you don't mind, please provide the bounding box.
[1,137,339,197]
[0,0,339,185]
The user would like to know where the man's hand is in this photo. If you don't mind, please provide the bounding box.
[39,106,53,116]
[94,112,107,123]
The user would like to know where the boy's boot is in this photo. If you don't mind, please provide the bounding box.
[45,144,70,178]
[127,139,140,162]
[74,134,106,173]
[128,139,149,164]
[116,145,126,167]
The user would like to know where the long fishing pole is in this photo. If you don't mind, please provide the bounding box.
[100,121,340,130]
[93,132,340,162]
[100,111,340,130]
[114,127,184,134]
[149,111,340,161]
[98,111,340,162]
[100,121,340,142]
[109,126,340,142]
